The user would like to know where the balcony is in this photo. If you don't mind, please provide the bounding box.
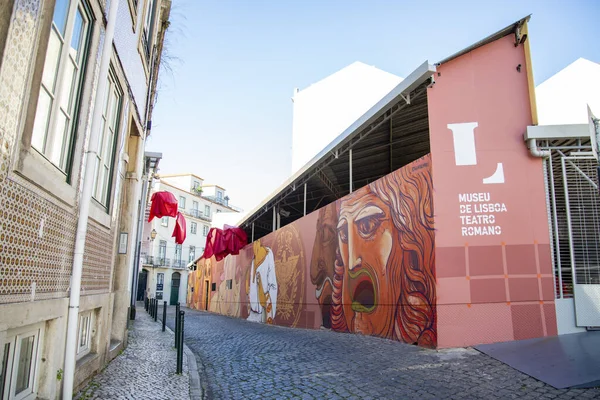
[172,259,187,269]
[185,208,212,222]
[202,195,243,212]
[142,255,171,267]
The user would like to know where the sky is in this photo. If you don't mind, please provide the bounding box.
[147,0,600,214]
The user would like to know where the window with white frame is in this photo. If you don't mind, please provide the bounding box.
[1,323,44,400]
[192,200,198,211]
[77,311,92,358]
[92,68,122,207]
[158,240,166,263]
[204,205,210,218]
[203,225,209,236]
[217,191,223,201]
[161,216,168,227]
[179,196,186,210]
[190,222,197,234]
[174,244,182,263]
[31,0,92,172]
[189,246,195,263]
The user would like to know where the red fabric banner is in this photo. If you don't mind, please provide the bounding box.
[172,212,187,245]
[201,225,247,261]
[147,191,178,222]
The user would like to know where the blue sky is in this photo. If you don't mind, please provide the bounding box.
[147,0,600,213]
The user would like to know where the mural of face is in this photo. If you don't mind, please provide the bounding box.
[310,202,338,328]
[337,191,398,337]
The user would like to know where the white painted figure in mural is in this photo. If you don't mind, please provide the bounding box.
[247,239,278,324]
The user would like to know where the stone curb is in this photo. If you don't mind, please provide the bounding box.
[164,323,202,399]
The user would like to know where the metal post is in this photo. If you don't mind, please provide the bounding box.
[144,297,148,311]
[154,299,158,322]
[349,148,353,193]
[175,302,180,348]
[272,207,276,232]
[303,183,307,216]
[176,311,185,374]
[277,212,281,230]
[162,301,167,332]
[251,223,254,243]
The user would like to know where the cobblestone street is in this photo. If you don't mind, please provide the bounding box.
[76,307,191,400]
[166,307,600,400]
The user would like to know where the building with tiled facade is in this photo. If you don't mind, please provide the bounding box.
[0,0,171,398]
[139,173,241,307]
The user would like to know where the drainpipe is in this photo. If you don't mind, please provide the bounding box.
[62,0,120,398]
[527,138,550,158]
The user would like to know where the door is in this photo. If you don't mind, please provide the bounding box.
[170,272,181,305]
[562,156,600,327]
[137,269,148,301]
[204,280,210,311]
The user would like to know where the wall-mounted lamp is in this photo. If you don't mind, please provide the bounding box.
[150,229,157,241]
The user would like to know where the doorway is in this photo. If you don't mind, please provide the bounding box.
[204,280,210,310]
[170,272,181,305]
[137,269,148,301]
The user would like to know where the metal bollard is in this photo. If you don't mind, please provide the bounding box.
[175,302,181,349]
[176,310,185,374]
[148,298,151,314]
[154,299,158,322]
[150,298,153,316]
[145,297,148,312]
[162,301,167,332]
[152,298,156,318]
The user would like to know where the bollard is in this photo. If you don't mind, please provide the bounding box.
[152,298,156,318]
[154,299,158,322]
[150,298,154,316]
[176,310,185,374]
[175,302,181,349]
[148,298,151,314]
[145,297,148,312]
[162,301,167,332]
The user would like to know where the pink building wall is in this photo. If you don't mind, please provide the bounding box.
[428,34,557,348]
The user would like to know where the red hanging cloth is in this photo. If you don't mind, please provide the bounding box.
[172,212,187,244]
[202,225,247,261]
[147,191,178,222]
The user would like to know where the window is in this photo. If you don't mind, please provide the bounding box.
[190,222,197,234]
[77,311,92,358]
[174,244,182,263]
[192,181,200,190]
[179,196,186,210]
[217,191,223,201]
[158,240,166,263]
[1,324,44,400]
[156,273,164,291]
[161,216,168,227]
[32,0,92,172]
[211,283,216,292]
[204,205,210,218]
[192,200,198,211]
[141,0,155,60]
[189,246,195,263]
[226,279,232,290]
[203,225,209,236]
[92,68,122,207]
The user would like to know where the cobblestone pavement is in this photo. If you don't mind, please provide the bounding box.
[166,306,600,400]
[76,306,190,400]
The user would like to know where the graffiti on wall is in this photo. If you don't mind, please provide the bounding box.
[188,155,436,347]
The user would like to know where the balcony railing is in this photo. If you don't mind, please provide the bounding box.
[142,255,171,267]
[185,208,212,222]
[202,195,243,212]
[172,260,187,269]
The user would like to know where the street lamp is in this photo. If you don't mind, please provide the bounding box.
[150,228,157,241]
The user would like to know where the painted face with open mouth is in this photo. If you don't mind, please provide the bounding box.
[310,203,338,328]
[337,191,397,338]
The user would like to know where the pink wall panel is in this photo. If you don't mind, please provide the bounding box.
[428,34,557,347]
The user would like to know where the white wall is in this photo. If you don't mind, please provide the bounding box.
[536,58,600,125]
[291,61,403,174]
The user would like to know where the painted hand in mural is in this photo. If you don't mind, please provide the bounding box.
[309,202,338,329]
[247,239,278,323]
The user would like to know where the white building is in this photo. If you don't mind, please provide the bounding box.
[536,58,600,125]
[140,174,240,305]
[291,61,403,173]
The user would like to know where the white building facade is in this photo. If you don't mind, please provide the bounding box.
[140,174,240,305]
[291,61,403,173]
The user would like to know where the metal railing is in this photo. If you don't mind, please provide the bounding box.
[172,260,187,269]
[185,208,212,222]
[142,255,171,267]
